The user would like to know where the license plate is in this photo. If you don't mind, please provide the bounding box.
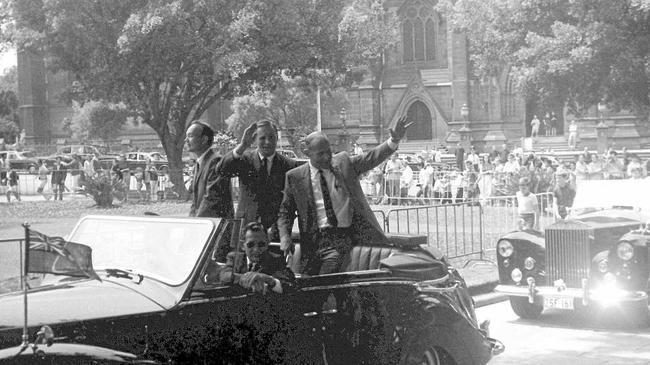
[543,296,574,310]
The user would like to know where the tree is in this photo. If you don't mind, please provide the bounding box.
[8,0,398,195]
[0,66,18,143]
[65,100,128,144]
[226,74,348,150]
[438,0,650,115]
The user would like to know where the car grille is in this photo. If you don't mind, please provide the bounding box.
[545,222,591,288]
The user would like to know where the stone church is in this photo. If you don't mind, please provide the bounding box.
[17,0,644,152]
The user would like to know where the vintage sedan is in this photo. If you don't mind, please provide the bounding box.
[0,215,501,364]
[495,179,650,324]
[0,150,39,173]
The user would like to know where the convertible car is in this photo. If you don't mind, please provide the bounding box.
[0,215,501,364]
[495,179,650,324]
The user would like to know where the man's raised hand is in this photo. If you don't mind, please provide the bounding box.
[389,116,415,142]
[235,122,257,155]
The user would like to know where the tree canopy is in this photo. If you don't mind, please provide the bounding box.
[7,0,397,193]
[439,0,650,115]
[64,100,128,143]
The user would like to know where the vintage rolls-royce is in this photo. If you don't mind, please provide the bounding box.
[495,179,650,324]
[0,215,501,364]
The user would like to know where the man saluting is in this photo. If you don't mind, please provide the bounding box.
[278,116,413,275]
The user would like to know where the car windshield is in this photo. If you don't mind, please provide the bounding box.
[571,179,650,214]
[68,216,215,285]
[20,151,35,158]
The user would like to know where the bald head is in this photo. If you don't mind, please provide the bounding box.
[304,131,332,169]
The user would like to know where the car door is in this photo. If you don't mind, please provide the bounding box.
[145,219,322,364]
[295,274,422,365]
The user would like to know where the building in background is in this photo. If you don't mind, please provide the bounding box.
[16,0,646,153]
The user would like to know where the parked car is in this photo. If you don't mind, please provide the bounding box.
[124,151,168,172]
[494,179,650,325]
[0,215,502,364]
[0,150,39,173]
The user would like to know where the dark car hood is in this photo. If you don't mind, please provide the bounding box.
[0,279,171,330]
[0,343,159,364]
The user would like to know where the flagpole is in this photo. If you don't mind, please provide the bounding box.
[21,222,30,347]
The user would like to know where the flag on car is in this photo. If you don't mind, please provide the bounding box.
[24,228,100,281]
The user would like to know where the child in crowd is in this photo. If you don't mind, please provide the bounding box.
[134,167,145,202]
[6,168,20,202]
[516,177,539,230]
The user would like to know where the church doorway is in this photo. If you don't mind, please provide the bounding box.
[405,101,433,141]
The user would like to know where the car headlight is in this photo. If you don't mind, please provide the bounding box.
[511,268,522,283]
[524,257,536,271]
[597,259,608,273]
[616,241,634,261]
[497,240,513,258]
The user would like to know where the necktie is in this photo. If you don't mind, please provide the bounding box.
[319,169,338,227]
[261,157,269,176]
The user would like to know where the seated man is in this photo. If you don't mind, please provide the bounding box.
[210,222,295,294]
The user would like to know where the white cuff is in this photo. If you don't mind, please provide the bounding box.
[387,139,399,150]
[272,278,283,293]
[233,150,242,159]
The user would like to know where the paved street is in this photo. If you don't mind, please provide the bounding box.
[478,300,650,365]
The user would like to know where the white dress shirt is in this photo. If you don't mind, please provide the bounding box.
[308,162,352,229]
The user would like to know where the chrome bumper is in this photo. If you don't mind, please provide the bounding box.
[495,279,648,306]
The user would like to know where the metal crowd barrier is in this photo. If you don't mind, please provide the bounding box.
[372,192,556,263]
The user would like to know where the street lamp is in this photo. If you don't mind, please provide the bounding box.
[458,104,471,147]
[339,107,348,133]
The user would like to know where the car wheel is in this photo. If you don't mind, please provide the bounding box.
[509,296,543,319]
[403,346,454,365]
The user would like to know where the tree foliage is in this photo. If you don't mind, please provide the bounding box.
[8,0,397,194]
[0,66,18,142]
[438,0,650,115]
[227,74,348,150]
[65,100,128,143]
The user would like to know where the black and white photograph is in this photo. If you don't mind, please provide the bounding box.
[1,0,649,364]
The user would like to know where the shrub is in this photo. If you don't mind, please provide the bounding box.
[83,173,126,207]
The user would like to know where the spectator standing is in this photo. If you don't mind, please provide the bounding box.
[503,153,520,174]
[51,157,68,201]
[588,154,604,180]
[567,120,578,150]
[581,147,592,164]
[549,112,558,136]
[542,113,551,136]
[37,160,51,200]
[157,166,170,201]
[574,154,589,182]
[146,159,158,201]
[467,146,480,172]
[134,167,145,201]
[399,162,414,203]
[384,153,403,205]
[552,171,576,219]
[83,155,96,180]
[499,143,510,164]
[530,115,540,138]
[516,177,539,230]
[419,162,434,199]
[6,167,20,202]
[454,143,465,170]
[0,153,7,197]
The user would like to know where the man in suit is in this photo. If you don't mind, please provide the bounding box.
[214,222,295,294]
[278,116,413,275]
[186,121,233,218]
[218,120,301,239]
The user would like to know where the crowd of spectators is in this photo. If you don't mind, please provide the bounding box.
[362,142,649,209]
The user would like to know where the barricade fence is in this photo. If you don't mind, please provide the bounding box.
[373,192,556,263]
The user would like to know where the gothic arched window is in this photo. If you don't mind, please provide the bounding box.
[402,3,442,63]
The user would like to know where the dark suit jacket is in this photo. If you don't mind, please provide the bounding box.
[219,150,301,231]
[189,148,234,218]
[278,141,394,253]
[219,250,295,290]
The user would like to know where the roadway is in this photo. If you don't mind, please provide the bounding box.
[478,300,650,364]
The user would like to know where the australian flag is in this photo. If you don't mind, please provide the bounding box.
[25,228,100,281]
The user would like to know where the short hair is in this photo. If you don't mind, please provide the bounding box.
[255,120,278,134]
[190,120,214,145]
[244,221,267,236]
[519,177,531,186]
